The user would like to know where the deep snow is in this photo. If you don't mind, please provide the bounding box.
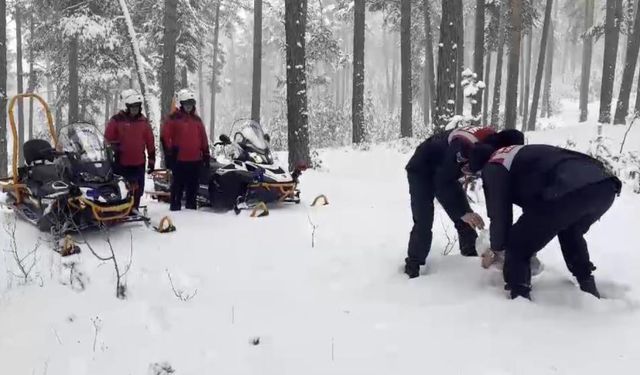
[1,109,640,374]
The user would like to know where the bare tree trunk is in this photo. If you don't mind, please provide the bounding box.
[27,12,34,140]
[490,1,507,127]
[527,0,553,131]
[285,0,310,169]
[400,0,412,137]
[16,5,24,164]
[472,0,485,121]
[68,36,79,124]
[541,16,554,118]
[230,31,237,106]
[518,36,524,115]
[160,0,179,121]
[198,57,204,123]
[80,86,88,120]
[104,91,111,125]
[384,27,391,112]
[579,0,595,122]
[119,0,152,124]
[352,0,365,143]
[504,0,523,129]
[251,0,262,122]
[0,0,7,178]
[424,0,436,127]
[181,66,188,88]
[598,0,623,124]
[391,32,399,113]
[434,0,462,130]
[209,0,221,141]
[522,32,532,130]
[455,0,464,116]
[614,0,640,124]
[482,51,492,125]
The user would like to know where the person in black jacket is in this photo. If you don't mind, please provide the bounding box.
[468,144,622,300]
[403,126,525,278]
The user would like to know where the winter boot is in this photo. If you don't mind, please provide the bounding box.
[404,258,421,279]
[506,284,531,300]
[578,276,601,299]
[458,226,478,257]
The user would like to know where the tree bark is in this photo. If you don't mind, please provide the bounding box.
[522,32,532,130]
[482,51,492,125]
[527,0,553,131]
[613,0,640,124]
[518,35,524,116]
[251,0,262,122]
[424,0,436,128]
[68,36,79,124]
[160,0,179,121]
[490,0,507,127]
[15,5,24,164]
[391,31,399,113]
[579,0,595,122]
[434,0,462,131]
[598,0,623,124]
[285,0,310,169]
[209,0,221,141]
[0,0,7,178]
[472,0,485,121]
[504,0,522,129]
[104,91,111,125]
[181,66,188,88]
[400,0,412,137]
[352,0,365,144]
[198,57,204,123]
[541,16,554,118]
[455,0,464,116]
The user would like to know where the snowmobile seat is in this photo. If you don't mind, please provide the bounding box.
[24,139,55,165]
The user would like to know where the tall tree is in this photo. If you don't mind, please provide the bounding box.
[400,0,412,137]
[598,0,623,124]
[472,0,486,121]
[522,31,532,130]
[27,13,35,140]
[482,51,492,125]
[540,14,554,118]
[68,36,79,123]
[15,5,24,164]
[0,0,7,178]
[614,0,640,124]
[352,0,365,144]
[423,0,436,127]
[454,0,464,116]
[579,0,595,122]
[504,0,523,129]
[160,0,179,121]
[251,0,262,122]
[518,36,524,115]
[490,0,507,127]
[285,0,311,169]
[209,0,221,141]
[527,0,553,131]
[434,0,463,130]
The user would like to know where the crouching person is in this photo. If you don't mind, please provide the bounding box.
[468,144,621,300]
[104,89,155,211]
[403,126,525,278]
[161,89,210,211]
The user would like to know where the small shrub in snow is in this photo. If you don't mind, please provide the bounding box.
[148,362,175,375]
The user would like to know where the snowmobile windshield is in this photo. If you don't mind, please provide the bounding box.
[234,121,269,153]
[58,123,107,162]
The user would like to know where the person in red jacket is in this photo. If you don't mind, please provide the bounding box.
[104,89,155,210]
[161,89,210,211]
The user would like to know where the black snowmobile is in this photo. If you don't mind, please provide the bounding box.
[1,115,148,234]
[151,120,304,214]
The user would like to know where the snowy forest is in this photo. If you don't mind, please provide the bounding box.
[0,0,638,172]
[1,1,640,374]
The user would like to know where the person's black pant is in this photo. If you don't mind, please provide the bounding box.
[504,179,618,292]
[117,165,145,209]
[406,171,477,266]
[171,161,201,210]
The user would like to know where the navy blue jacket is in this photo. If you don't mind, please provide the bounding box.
[482,145,620,251]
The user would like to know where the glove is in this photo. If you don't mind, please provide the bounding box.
[481,249,505,270]
[147,159,155,174]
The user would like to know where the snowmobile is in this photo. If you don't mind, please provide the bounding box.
[0,93,148,235]
[151,120,304,215]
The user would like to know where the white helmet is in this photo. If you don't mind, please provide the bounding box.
[120,89,143,109]
[176,89,196,107]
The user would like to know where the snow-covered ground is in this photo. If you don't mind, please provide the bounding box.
[1,107,639,374]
